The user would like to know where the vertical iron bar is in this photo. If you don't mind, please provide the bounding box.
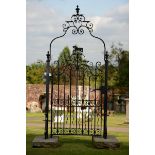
[88,76,90,135]
[76,76,78,134]
[50,66,54,137]
[94,67,97,135]
[82,69,84,135]
[100,79,103,135]
[76,51,79,134]
[103,51,108,139]
[57,61,60,134]
[45,51,50,139]
[69,69,72,133]
[63,76,66,134]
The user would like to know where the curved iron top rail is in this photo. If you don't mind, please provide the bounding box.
[49,5,107,60]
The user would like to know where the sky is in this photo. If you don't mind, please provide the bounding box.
[26,0,129,64]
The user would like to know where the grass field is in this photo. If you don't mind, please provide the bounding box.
[26,112,129,155]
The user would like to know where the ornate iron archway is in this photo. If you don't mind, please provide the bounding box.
[45,5,108,139]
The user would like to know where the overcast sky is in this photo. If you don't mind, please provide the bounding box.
[26,0,129,64]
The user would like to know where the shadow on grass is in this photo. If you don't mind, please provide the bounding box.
[59,135,93,148]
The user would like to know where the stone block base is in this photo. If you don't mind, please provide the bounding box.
[92,135,120,149]
[32,136,60,148]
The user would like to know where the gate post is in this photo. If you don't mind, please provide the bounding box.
[103,51,108,139]
[44,51,50,139]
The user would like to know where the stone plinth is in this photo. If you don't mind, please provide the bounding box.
[92,135,120,149]
[32,136,60,148]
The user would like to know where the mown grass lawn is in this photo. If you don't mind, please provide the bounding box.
[26,112,129,155]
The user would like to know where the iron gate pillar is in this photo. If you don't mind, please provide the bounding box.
[103,51,108,139]
[44,51,50,139]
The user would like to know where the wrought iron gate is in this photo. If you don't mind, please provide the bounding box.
[44,6,108,139]
[51,45,104,136]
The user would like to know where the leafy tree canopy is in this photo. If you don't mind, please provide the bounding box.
[26,60,45,84]
[108,43,129,87]
[26,44,129,88]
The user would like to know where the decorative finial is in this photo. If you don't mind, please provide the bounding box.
[76,5,80,15]
[105,51,109,60]
[46,51,50,61]
[73,45,78,51]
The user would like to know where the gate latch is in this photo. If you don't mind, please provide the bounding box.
[91,86,107,94]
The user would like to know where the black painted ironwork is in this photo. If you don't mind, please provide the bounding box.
[45,5,108,139]
[45,51,50,139]
[50,46,103,136]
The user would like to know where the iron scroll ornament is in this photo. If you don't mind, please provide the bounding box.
[49,5,108,60]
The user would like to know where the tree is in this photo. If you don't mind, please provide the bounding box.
[118,51,129,87]
[56,46,89,85]
[58,46,71,66]
[109,43,129,87]
[26,61,45,84]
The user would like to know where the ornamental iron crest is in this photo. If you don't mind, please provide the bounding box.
[63,5,93,34]
[49,5,107,60]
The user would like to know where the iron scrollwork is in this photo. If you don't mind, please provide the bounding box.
[50,5,107,59]
[63,5,93,35]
